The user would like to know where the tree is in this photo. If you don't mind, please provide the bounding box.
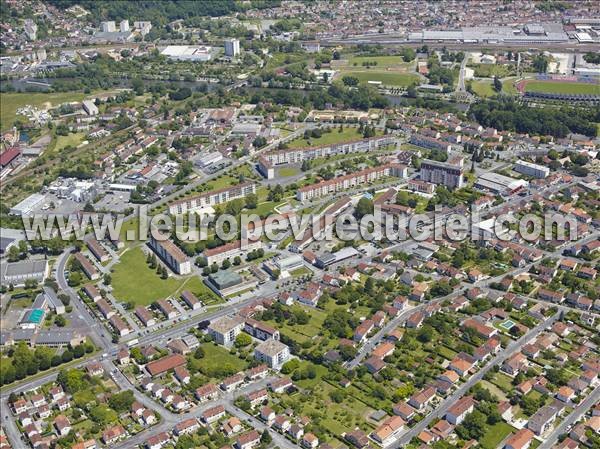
[493,76,502,92]
[68,272,82,287]
[245,193,258,209]
[329,389,346,403]
[532,54,549,73]
[354,197,374,219]
[235,333,252,348]
[90,405,118,425]
[261,431,272,445]
[108,390,135,412]
[55,315,66,327]
[401,47,416,62]
[456,410,487,440]
[132,77,145,96]
[7,246,20,262]
[253,136,267,149]
[193,346,205,359]
[342,75,359,86]
[58,294,70,306]
[57,368,86,393]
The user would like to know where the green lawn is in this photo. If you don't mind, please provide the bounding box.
[480,422,515,449]
[471,79,518,97]
[110,247,216,305]
[437,345,457,360]
[52,132,86,152]
[491,372,514,393]
[118,218,140,245]
[470,63,515,78]
[524,81,600,95]
[205,174,240,191]
[480,380,508,401]
[277,166,300,177]
[188,342,248,378]
[343,71,419,87]
[293,379,372,438]
[0,91,86,131]
[348,55,412,69]
[253,200,280,217]
[286,127,380,149]
[290,266,312,278]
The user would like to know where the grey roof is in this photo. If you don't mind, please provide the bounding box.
[3,259,47,277]
[43,286,63,310]
[1,259,48,283]
[528,405,558,429]
[35,330,82,345]
[208,270,243,289]
[0,236,17,254]
[413,23,568,43]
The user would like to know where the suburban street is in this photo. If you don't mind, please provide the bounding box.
[537,384,600,449]
[393,312,561,447]
[109,375,298,449]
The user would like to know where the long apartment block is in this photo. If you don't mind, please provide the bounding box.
[263,135,395,166]
[296,163,407,201]
[168,182,257,214]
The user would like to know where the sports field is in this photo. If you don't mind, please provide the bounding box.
[523,80,599,95]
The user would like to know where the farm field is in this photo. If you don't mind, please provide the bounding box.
[523,81,600,95]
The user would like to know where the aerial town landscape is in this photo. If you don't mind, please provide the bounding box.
[0,1,599,449]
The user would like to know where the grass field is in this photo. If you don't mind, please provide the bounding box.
[52,132,86,152]
[348,55,413,69]
[111,247,216,305]
[471,78,519,97]
[343,71,419,87]
[480,380,508,401]
[470,63,515,78]
[524,81,600,95]
[491,372,514,393]
[480,422,515,449]
[0,92,85,131]
[290,266,312,278]
[193,342,248,377]
[277,166,300,177]
[286,127,379,149]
